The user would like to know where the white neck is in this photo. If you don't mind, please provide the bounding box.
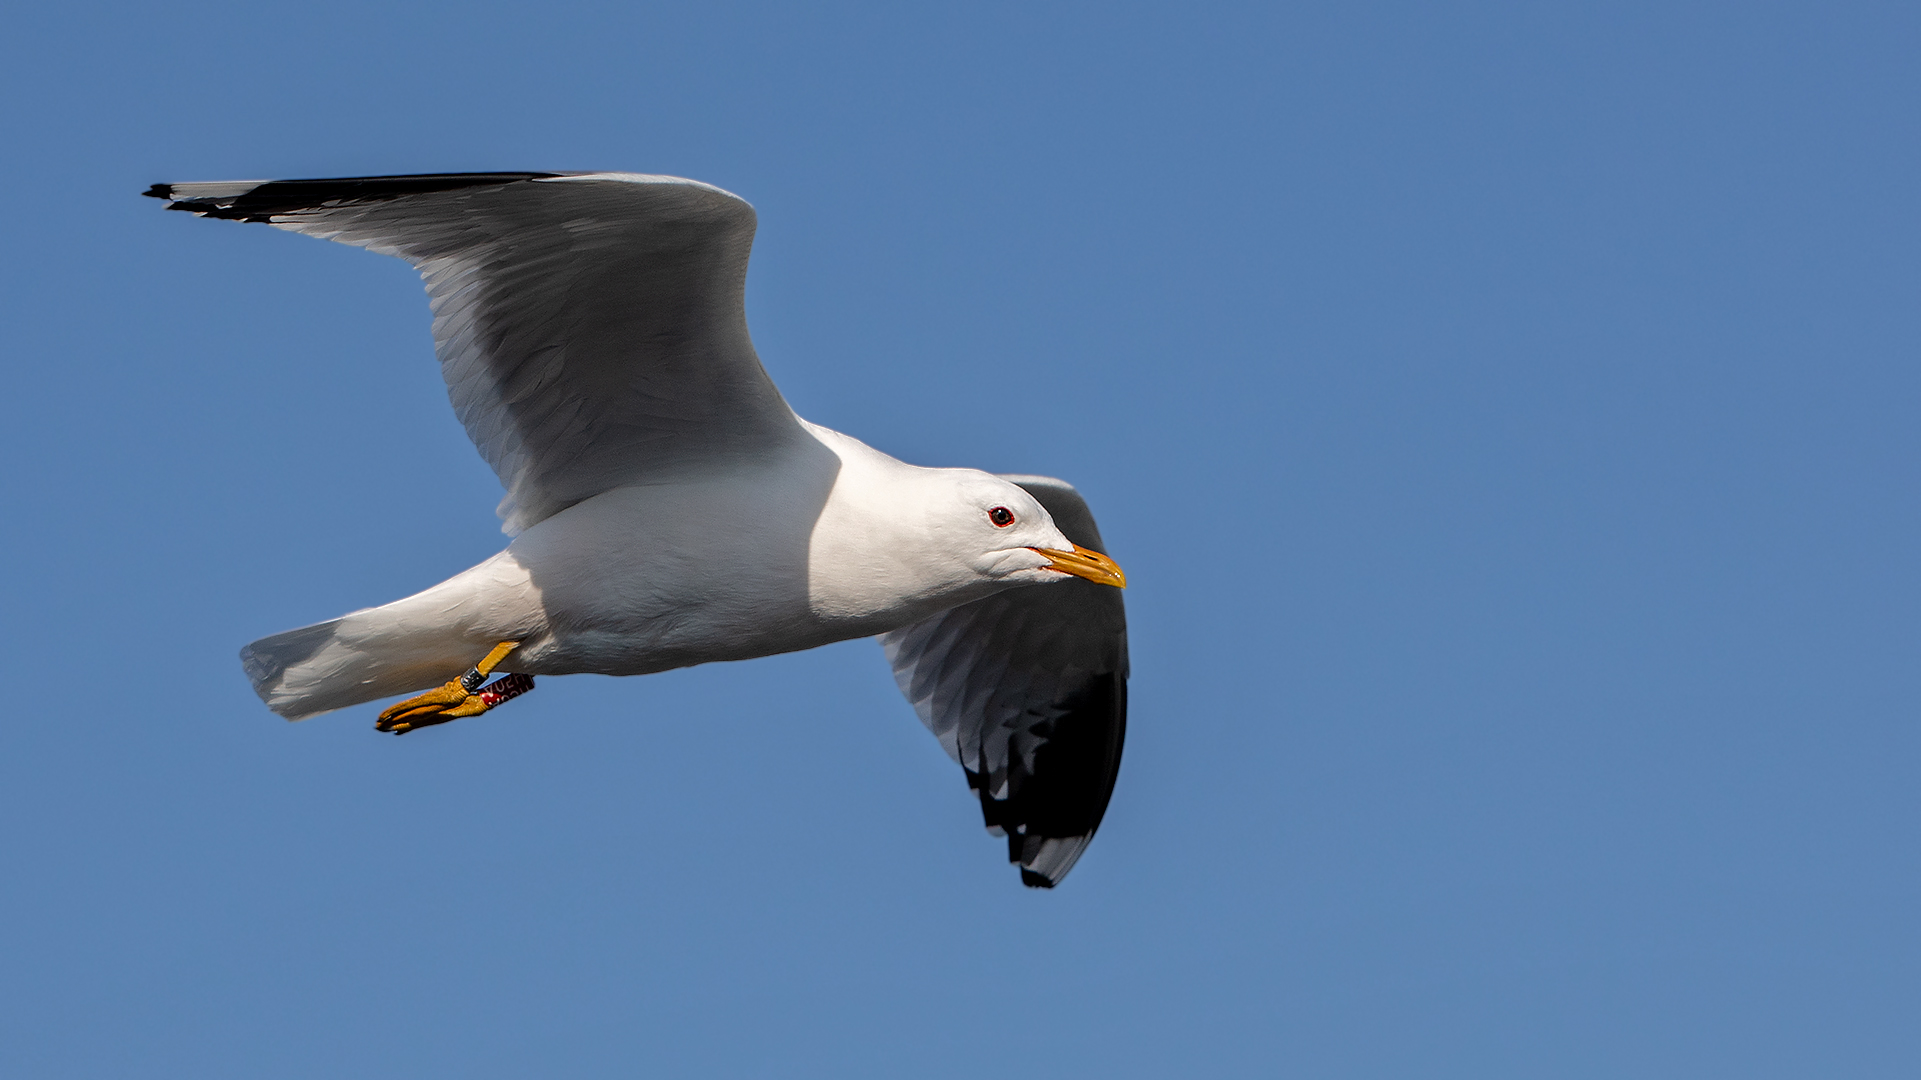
[799,421,1015,631]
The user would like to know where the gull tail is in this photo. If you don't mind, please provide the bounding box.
[240,611,478,721]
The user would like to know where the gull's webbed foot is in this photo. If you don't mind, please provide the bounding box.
[376,641,534,734]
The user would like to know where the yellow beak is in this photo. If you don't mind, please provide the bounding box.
[1029,543,1127,588]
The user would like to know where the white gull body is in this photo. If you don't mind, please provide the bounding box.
[150,172,1129,887]
[253,422,1080,712]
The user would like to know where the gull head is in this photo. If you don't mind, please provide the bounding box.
[934,471,1126,590]
[806,451,1126,626]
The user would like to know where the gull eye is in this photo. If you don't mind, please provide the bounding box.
[988,506,1016,528]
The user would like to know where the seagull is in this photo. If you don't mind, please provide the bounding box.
[147,172,1130,888]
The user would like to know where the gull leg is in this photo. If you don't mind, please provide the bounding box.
[375,641,535,735]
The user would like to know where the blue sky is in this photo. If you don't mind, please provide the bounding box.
[3,1,1919,1076]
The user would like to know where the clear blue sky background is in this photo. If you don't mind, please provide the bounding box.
[3,1,1917,1076]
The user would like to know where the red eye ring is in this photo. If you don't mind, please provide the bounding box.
[988,506,1016,528]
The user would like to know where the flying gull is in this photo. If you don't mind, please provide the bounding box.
[147,172,1129,888]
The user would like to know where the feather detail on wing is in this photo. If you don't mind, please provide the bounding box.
[148,172,804,533]
[879,475,1128,888]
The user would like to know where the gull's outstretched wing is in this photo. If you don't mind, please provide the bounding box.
[147,172,801,533]
[879,476,1128,888]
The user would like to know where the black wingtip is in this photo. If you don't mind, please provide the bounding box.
[142,172,571,223]
[1020,869,1057,888]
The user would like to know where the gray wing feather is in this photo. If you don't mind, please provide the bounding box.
[150,172,802,533]
[880,475,1128,888]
